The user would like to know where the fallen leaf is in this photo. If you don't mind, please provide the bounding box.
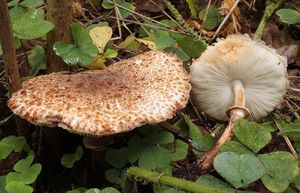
[89,26,113,53]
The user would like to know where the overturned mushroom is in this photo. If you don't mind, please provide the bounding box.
[8,51,191,136]
[190,34,288,171]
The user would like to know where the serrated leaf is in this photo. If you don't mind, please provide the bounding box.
[89,26,113,53]
[61,146,83,168]
[19,0,44,8]
[138,146,171,170]
[214,152,266,188]
[28,46,46,76]
[105,148,128,169]
[5,181,33,193]
[258,151,299,193]
[233,119,272,153]
[276,9,300,24]
[12,9,54,39]
[199,6,222,30]
[220,141,254,155]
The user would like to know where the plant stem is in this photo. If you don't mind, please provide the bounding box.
[253,0,284,40]
[46,0,73,72]
[0,0,21,94]
[198,80,249,172]
[0,0,32,140]
[162,0,207,48]
[127,167,232,193]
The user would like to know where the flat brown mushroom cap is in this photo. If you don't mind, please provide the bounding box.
[8,51,191,136]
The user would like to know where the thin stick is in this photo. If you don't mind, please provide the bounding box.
[272,117,298,158]
[253,0,284,40]
[126,167,232,193]
[211,0,241,41]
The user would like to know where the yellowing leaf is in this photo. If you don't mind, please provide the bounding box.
[89,26,112,53]
[137,37,157,50]
[81,55,107,70]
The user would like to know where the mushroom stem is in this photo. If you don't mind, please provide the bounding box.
[198,79,250,172]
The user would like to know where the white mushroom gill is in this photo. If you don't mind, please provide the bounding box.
[190,34,288,121]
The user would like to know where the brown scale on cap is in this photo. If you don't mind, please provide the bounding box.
[8,51,191,136]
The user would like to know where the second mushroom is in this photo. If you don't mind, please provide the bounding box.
[190,34,288,171]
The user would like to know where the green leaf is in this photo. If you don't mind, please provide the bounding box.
[153,30,176,50]
[276,9,300,24]
[127,135,147,163]
[103,49,118,59]
[53,23,98,65]
[101,187,121,193]
[279,120,300,139]
[5,181,33,193]
[105,169,122,184]
[28,46,46,76]
[220,141,254,155]
[8,0,20,7]
[167,140,188,161]
[105,148,128,169]
[19,0,44,8]
[258,151,299,193]
[195,174,233,192]
[61,146,83,168]
[214,152,266,188]
[9,5,26,20]
[143,131,174,145]
[233,119,272,153]
[0,136,26,159]
[6,162,42,185]
[199,6,222,30]
[138,146,172,170]
[177,36,207,58]
[13,155,34,173]
[12,9,54,39]
[84,188,101,193]
[154,185,185,193]
[0,176,8,193]
[101,0,135,18]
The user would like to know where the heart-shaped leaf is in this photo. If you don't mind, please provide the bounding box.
[61,146,83,168]
[105,148,128,169]
[214,152,266,188]
[53,22,98,65]
[12,9,54,39]
[233,119,272,153]
[258,151,299,193]
[220,141,254,155]
[89,26,112,53]
[5,181,33,193]
[167,140,189,161]
[0,136,27,159]
[138,146,171,170]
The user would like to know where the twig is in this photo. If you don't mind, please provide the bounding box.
[285,99,300,119]
[253,0,284,40]
[112,0,122,40]
[272,116,298,158]
[211,0,241,41]
[0,114,14,125]
[159,121,180,133]
[126,167,232,193]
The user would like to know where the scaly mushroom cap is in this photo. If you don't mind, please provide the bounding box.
[8,51,191,136]
[190,34,288,120]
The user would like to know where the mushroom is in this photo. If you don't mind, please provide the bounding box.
[190,34,288,171]
[7,51,191,136]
